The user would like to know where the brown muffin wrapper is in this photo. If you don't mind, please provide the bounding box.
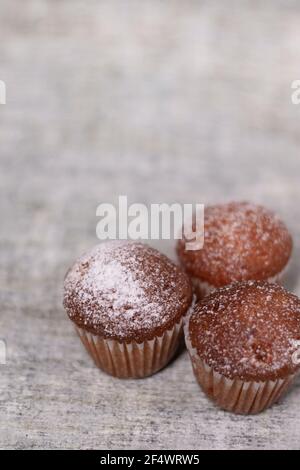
[191,261,290,300]
[76,317,184,379]
[191,278,214,299]
[184,321,296,414]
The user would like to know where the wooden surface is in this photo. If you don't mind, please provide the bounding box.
[1,0,300,450]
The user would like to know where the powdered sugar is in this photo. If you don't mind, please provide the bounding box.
[177,202,292,287]
[64,241,192,340]
[188,281,300,381]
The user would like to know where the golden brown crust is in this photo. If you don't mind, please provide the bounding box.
[188,281,300,382]
[63,241,193,342]
[177,202,292,287]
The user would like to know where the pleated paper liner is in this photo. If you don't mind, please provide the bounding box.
[189,354,295,414]
[76,317,183,379]
[191,261,291,301]
[191,277,214,300]
[185,325,295,414]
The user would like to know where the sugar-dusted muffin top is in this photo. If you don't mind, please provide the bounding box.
[188,281,300,381]
[177,202,292,287]
[64,241,193,342]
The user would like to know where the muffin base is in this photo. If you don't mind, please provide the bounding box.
[185,324,295,414]
[76,317,184,379]
[190,355,295,414]
[191,278,214,299]
[191,261,290,300]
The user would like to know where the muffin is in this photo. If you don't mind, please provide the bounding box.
[63,241,193,378]
[185,281,300,414]
[177,202,292,299]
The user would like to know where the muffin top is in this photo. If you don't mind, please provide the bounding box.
[64,241,193,342]
[177,202,292,287]
[188,281,300,381]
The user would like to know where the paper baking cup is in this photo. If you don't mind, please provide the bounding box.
[191,261,291,300]
[76,317,184,379]
[184,326,295,414]
[191,278,214,299]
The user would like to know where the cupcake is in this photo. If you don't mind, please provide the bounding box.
[185,281,300,414]
[63,241,193,378]
[177,202,292,299]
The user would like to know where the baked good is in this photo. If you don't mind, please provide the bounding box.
[185,280,300,414]
[63,241,193,378]
[177,202,292,298]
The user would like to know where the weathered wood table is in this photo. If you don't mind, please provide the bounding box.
[1,0,300,450]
